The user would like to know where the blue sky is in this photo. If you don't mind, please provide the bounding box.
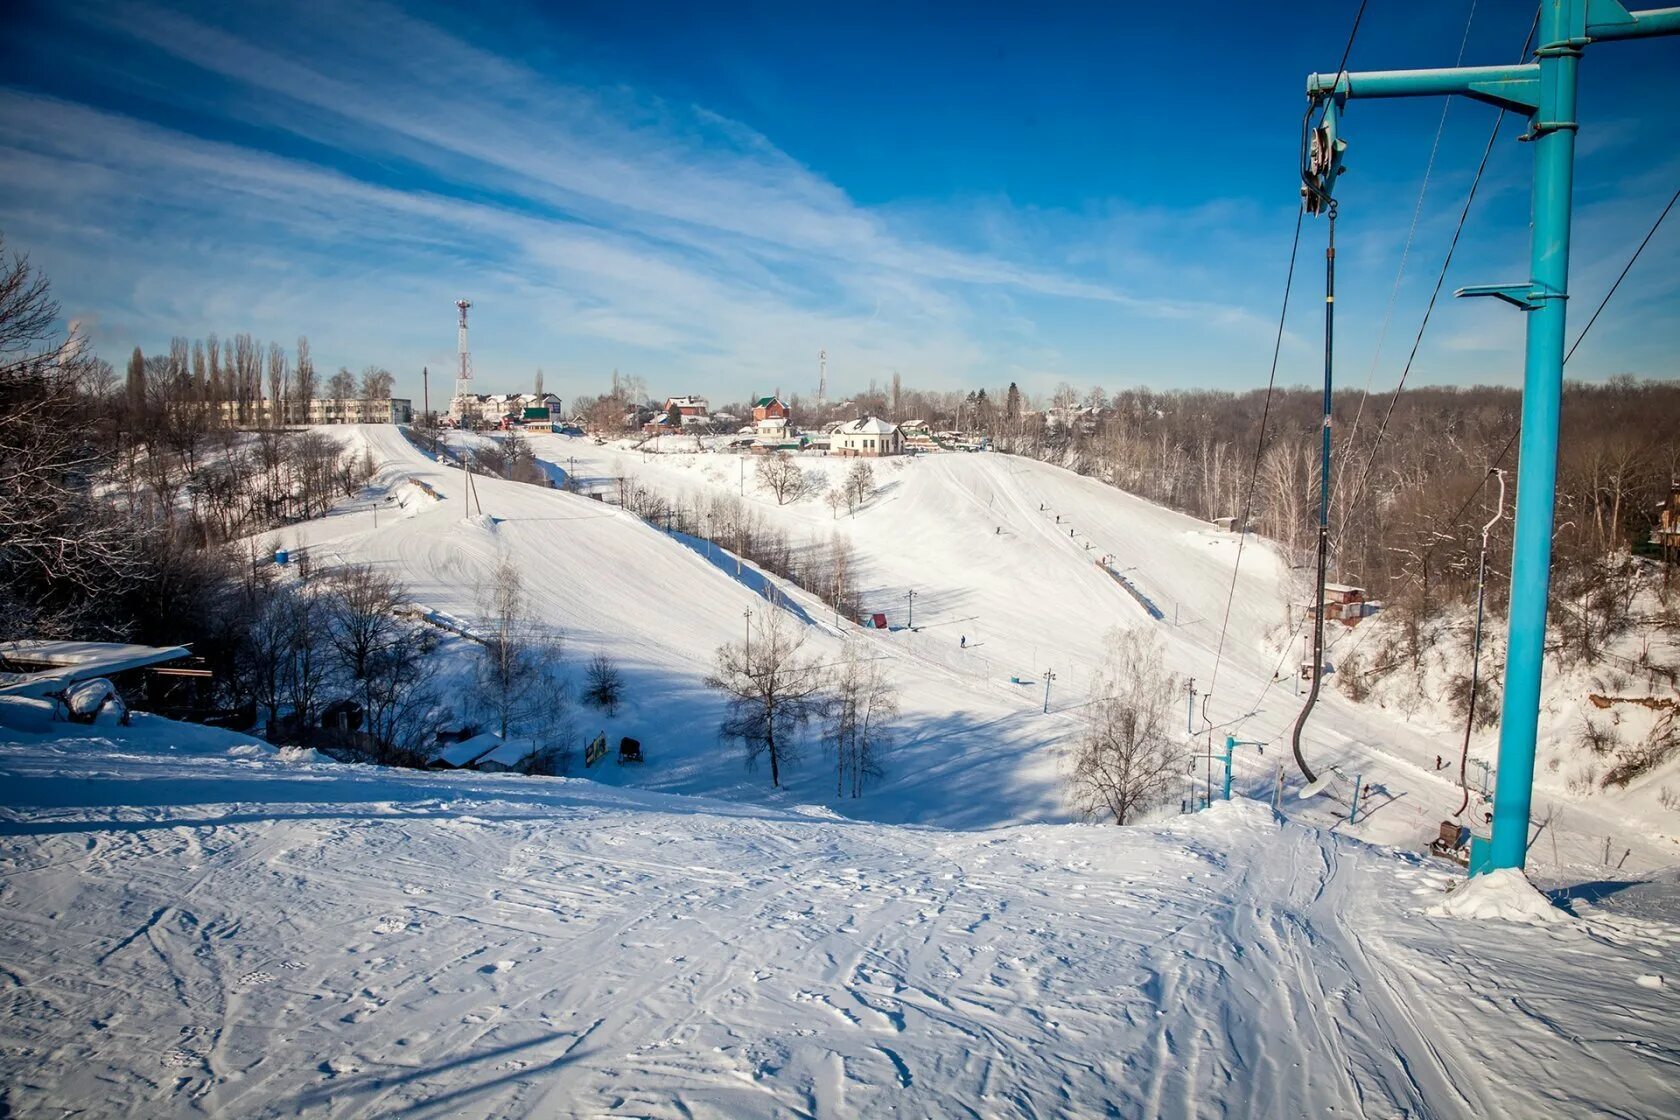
[1,0,1676,407]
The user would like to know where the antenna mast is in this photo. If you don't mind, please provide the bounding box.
[454,298,474,405]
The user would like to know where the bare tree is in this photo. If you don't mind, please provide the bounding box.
[328,366,357,399]
[325,563,407,717]
[756,452,806,506]
[266,341,289,425]
[707,609,827,787]
[242,577,292,738]
[826,641,898,797]
[583,652,625,714]
[844,460,876,512]
[359,365,394,401]
[0,239,143,637]
[475,555,559,738]
[1068,628,1183,825]
[282,587,329,732]
[294,335,316,408]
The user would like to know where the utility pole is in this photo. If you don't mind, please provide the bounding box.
[906,588,917,629]
[422,365,429,423]
[1186,677,1197,736]
[1304,0,1680,873]
[744,608,753,661]
[1042,668,1056,714]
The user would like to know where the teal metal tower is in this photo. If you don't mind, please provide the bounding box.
[1304,1,1679,872]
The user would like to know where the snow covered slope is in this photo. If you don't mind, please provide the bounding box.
[525,433,1680,871]
[2,725,1677,1118]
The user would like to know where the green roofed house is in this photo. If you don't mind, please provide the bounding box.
[522,406,552,433]
[753,395,790,437]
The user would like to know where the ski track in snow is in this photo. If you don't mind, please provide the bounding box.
[2,744,1678,1118]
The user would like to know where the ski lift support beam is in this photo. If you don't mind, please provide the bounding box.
[1303,0,1680,874]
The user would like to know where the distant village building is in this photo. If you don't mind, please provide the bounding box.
[644,395,710,434]
[832,417,902,457]
[1654,478,1680,562]
[898,420,938,453]
[450,392,561,428]
[216,397,413,427]
[752,395,791,437]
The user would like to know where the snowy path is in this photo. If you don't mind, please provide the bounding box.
[3,733,1677,1118]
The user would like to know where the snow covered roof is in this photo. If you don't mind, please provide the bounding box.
[837,417,898,435]
[1,641,189,677]
[433,732,503,768]
[473,738,536,770]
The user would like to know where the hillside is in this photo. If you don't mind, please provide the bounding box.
[515,431,1680,869]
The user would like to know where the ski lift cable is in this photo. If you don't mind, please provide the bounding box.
[1339,10,1539,524]
[1285,175,1675,784]
[1415,181,1678,581]
[1455,468,1505,817]
[1339,0,1482,466]
[1204,0,1368,730]
[1204,206,1304,703]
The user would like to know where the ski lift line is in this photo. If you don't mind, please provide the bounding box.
[1410,182,1676,581]
[1289,201,1341,786]
[1338,0,1483,475]
[1204,207,1305,703]
[1205,0,1371,707]
[1564,183,1680,366]
[1456,468,1506,818]
[1340,11,1540,523]
[1341,107,1513,520]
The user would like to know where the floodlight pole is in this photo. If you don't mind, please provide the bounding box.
[1306,0,1680,873]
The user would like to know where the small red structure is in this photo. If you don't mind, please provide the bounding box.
[871,613,889,630]
[1312,583,1368,626]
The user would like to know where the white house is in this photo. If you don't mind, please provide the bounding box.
[832,417,902,457]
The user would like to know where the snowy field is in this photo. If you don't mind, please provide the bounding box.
[3,720,1678,1118]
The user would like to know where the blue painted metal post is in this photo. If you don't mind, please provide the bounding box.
[1488,5,1580,872]
[1223,735,1236,802]
[1305,0,1680,873]
[1349,773,1362,824]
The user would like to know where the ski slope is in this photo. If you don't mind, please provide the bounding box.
[2,718,1677,1118]
[525,432,1679,872]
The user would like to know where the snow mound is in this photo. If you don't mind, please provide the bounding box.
[226,742,279,760]
[0,696,57,734]
[277,746,334,764]
[1429,869,1568,925]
